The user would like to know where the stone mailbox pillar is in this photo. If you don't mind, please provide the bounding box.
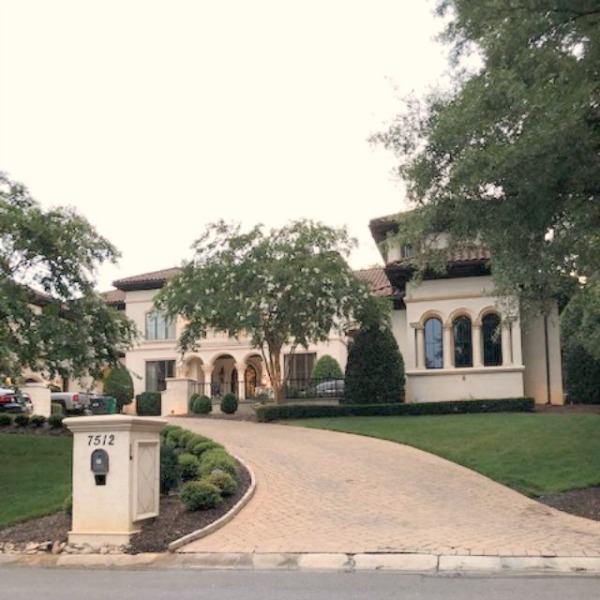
[63,415,166,547]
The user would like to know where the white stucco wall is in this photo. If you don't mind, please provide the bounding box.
[521,305,564,405]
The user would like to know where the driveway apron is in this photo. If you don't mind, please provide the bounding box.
[170,418,600,557]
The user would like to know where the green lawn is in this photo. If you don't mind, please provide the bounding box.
[291,413,600,497]
[0,434,72,528]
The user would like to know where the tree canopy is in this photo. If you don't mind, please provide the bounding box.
[154,220,371,403]
[0,173,137,381]
[372,0,599,350]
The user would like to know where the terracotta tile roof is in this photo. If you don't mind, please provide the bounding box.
[354,268,395,297]
[101,289,126,305]
[113,267,181,291]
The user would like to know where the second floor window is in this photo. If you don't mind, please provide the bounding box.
[145,312,176,340]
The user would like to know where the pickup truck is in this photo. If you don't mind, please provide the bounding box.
[50,391,94,413]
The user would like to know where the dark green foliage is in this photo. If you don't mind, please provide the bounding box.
[191,440,224,458]
[30,415,46,428]
[344,324,405,405]
[177,453,201,481]
[562,344,600,404]
[255,398,536,422]
[14,414,30,427]
[47,414,64,429]
[103,366,134,412]
[191,395,212,414]
[51,402,64,415]
[0,414,12,426]
[161,424,182,440]
[220,393,238,415]
[311,355,343,381]
[160,442,179,494]
[203,471,237,497]
[165,425,185,444]
[136,391,161,416]
[185,433,210,453]
[179,480,223,511]
[198,448,238,478]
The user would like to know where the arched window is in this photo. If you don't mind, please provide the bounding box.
[424,317,443,369]
[453,316,472,367]
[145,312,176,340]
[482,313,503,366]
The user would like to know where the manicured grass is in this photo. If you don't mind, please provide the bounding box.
[0,434,72,528]
[291,413,600,497]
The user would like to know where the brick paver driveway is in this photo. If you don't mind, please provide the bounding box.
[170,418,600,557]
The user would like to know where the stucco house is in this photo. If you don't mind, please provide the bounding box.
[109,213,563,413]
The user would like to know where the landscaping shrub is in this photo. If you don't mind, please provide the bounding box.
[0,414,12,426]
[161,424,181,440]
[180,480,223,511]
[191,440,224,458]
[220,393,238,415]
[103,366,134,412]
[14,414,30,427]
[255,397,536,422]
[185,433,211,453]
[177,453,201,481]
[30,414,46,428]
[160,442,180,494]
[311,354,344,381]
[51,402,64,415]
[136,391,161,416]
[166,425,186,444]
[562,343,600,404]
[203,470,237,497]
[344,322,405,405]
[47,414,64,429]
[192,395,212,414]
[199,448,238,478]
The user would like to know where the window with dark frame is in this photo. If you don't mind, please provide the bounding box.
[482,313,503,366]
[284,352,316,386]
[145,312,176,341]
[145,360,176,392]
[453,316,473,367]
[424,317,443,369]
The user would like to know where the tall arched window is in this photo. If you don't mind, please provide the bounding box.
[453,316,473,367]
[482,313,503,366]
[424,317,443,369]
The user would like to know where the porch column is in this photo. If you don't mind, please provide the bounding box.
[511,318,523,366]
[443,323,453,369]
[411,323,424,370]
[472,322,483,367]
[235,362,247,401]
[202,364,214,397]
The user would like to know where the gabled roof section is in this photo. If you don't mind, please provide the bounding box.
[354,268,394,297]
[113,267,181,291]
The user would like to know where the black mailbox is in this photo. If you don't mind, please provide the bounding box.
[91,449,109,485]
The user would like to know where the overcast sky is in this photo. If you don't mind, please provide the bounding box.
[0,0,449,291]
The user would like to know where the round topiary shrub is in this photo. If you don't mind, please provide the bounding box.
[185,433,210,453]
[191,440,224,458]
[192,395,212,414]
[14,414,30,427]
[177,453,201,481]
[311,354,344,381]
[203,470,237,497]
[103,366,134,412]
[160,442,180,494]
[179,480,223,511]
[199,448,238,478]
[30,414,46,428]
[220,393,238,415]
[47,414,64,429]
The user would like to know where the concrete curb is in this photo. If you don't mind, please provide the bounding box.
[3,552,600,574]
[167,454,257,552]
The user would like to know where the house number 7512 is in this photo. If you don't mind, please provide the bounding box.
[87,434,115,446]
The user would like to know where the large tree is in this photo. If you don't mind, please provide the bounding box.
[0,173,137,382]
[154,220,370,403]
[373,1,599,352]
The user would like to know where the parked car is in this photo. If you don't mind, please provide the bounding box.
[0,388,33,413]
[50,391,93,413]
[314,379,345,397]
